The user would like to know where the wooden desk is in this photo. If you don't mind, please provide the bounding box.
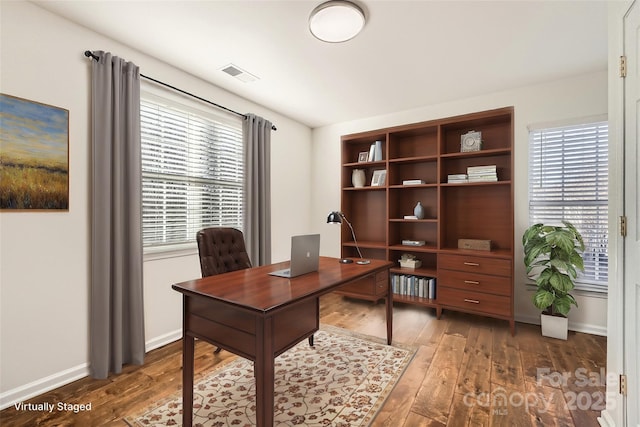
[172,256,393,427]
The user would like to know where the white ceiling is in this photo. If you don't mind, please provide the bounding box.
[33,0,608,128]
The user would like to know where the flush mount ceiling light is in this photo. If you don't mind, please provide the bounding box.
[309,0,366,43]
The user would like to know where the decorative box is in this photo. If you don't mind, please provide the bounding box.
[399,258,422,269]
[458,239,491,251]
[461,130,482,152]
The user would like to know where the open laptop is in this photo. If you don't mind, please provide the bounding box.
[269,234,320,278]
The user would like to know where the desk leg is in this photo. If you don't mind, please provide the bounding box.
[386,279,393,345]
[182,332,195,427]
[255,317,275,427]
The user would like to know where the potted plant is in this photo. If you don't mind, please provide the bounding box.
[522,221,585,339]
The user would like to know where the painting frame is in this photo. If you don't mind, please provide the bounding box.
[0,93,69,211]
[371,169,386,187]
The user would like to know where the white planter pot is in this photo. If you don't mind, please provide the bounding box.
[540,313,568,340]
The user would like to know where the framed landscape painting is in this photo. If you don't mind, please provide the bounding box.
[0,94,69,210]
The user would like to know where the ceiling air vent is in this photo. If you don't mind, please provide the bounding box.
[220,64,259,83]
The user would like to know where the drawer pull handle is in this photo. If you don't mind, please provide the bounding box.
[464,262,480,267]
[464,280,480,285]
[464,299,480,304]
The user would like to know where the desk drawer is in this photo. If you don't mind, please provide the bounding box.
[375,271,388,297]
[438,288,511,317]
[438,253,511,277]
[337,272,388,297]
[438,270,511,296]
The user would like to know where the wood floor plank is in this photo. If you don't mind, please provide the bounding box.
[491,326,526,393]
[486,383,538,427]
[443,312,472,338]
[456,326,492,396]
[448,391,490,427]
[411,334,467,424]
[390,303,438,346]
[371,344,436,427]
[523,381,574,427]
[403,411,446,427]
[413,311,447,347]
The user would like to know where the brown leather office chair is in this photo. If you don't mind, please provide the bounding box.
[196,227,314,352]
[196,227,252,278]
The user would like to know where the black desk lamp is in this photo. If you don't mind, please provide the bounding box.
[327,211,370,265]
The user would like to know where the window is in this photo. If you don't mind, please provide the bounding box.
[528,119,608,293]
[141,91,244,249]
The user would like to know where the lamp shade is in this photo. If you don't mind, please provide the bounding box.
[327,211,343,224]
[309,1,365,43]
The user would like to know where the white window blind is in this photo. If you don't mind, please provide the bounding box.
[141,93,244,249]
[528,120,608,293]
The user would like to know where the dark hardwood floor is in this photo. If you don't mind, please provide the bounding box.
[0,293,607,426]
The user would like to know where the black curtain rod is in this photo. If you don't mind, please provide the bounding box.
[84,50,276,131]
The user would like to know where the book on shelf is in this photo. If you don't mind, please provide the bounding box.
[391,274,436,299]
[367,141,383,162]
[367,143,376,162]
[466,165,497,182]
[447,173,468,183]
[402,179,425,185]
[403,215,418,220]
[467,165,496,174]
[468,175,498,182]
[402,239,426,246]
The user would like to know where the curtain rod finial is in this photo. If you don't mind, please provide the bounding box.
[84,50,99,61]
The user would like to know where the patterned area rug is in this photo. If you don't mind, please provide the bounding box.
[126,325,415,426]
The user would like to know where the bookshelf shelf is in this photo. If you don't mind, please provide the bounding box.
[337,107,515,334]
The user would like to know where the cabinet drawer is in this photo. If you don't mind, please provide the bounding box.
[438,288,511,317]
[438,253,511,277]
[438,270,511,296]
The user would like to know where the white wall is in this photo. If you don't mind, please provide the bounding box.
[0,0,311,407]
[311,70,609,336]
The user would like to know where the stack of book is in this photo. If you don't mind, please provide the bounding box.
[447,173,468,183]
[391,274,436,299]
[402,179,425,186]
[467,165,497,182]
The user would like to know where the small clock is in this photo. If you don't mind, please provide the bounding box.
[461,131,482,152]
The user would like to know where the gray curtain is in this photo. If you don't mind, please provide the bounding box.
[90,51,145,379]
[243,114,272,266]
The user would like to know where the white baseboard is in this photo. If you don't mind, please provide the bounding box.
[515,314,607,336]
[0,363,89,410]
[145,329,182,352]
[597,409,616,427]
[0,330,183,411]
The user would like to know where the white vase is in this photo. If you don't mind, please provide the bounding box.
[540,313,568,340]
[413,202,425,219]
[352,169,365,188]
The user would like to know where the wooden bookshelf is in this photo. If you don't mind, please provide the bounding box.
[336,107,515,334]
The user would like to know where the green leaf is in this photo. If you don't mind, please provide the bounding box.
[553,294,578,317]
[550,258,569,272]
[549,271,574,293]
[523,224,544,245]
[524,245,546,268]
[570,252,584,271]
[533,289,555,310]
[547,230,574,254]
[537,269,553,287]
